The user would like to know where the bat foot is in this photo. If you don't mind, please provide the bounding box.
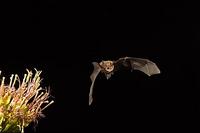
[105,73,112,80]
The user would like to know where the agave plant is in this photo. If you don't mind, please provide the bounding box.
[0,69,54,133]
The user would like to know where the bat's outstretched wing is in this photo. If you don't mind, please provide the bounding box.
[114,57,160,76]
[89,62,102,105]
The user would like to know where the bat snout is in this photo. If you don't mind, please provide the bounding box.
[105,66,114,72]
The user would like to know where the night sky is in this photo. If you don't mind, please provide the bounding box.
[1,1,199,132]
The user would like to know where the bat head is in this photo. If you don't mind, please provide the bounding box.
[99,60,114,73]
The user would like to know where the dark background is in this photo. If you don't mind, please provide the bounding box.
[1,0,199,132]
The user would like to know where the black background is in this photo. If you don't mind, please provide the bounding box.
[1,0,199,132]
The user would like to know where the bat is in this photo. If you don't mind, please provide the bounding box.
[89,57,161,105]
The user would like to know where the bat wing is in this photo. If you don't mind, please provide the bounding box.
[89,62,102,105]
[114,57,160,76]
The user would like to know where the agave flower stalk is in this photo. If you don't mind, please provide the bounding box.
[0,69,54,133]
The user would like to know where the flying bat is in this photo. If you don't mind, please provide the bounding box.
[89,57,160,105]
